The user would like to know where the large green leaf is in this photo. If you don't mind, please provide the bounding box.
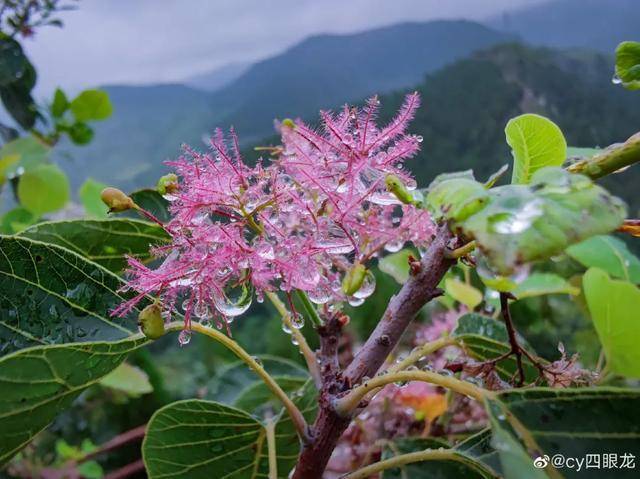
[18,219,169,272]
[0,236,144,356]
[143,400,268,479]
[487,388,640,479]
[567,235,640,284]
[0,207,36,234]
[505,114,567,185]
[429,167,626,276]
[70,89,112,121]
[583,268,640,377]
[17,163,70,215]
[453,313,538,382]
[615,41,640,90]
[380,435,499,478]
[0,336,148,466]
[445,278,483,309]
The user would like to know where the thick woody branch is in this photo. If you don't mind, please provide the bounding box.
[342,223,455,385]
[291,224,455,479]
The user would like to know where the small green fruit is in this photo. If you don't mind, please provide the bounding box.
[138,303,165,340]
[282,118,295,129]
[342,263,367,296]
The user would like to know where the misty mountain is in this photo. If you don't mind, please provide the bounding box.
[62,19,511,191]
[489,0,639,52]
[185,62,250,92]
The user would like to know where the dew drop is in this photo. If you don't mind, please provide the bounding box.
[353,270,376,299]
[178,329,192,346]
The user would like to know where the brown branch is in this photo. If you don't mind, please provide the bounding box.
[103,459,145,479]
[500,293,525,387]
[80,425,147,463]
[291,223,455,479]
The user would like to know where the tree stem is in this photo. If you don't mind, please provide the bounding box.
[499,293,525,386]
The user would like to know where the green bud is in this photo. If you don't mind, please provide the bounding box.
[385,174,415,204]
[138,303,165,340]
[282,118,295,129]
[100,187,135,213]
[342,263,367,296]
[157,173,179,195]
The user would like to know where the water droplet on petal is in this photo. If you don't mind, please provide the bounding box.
[178,329,192,346]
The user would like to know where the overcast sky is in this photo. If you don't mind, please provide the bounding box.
[23,0,547,95]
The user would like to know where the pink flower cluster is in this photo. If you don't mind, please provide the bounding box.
[116,93,435,328]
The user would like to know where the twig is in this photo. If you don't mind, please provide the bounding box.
[499,293,525,386]
[80,425,146,463]
[341,448,484,479]
[103,459,145,479]
[265,416,278,479]
[445,240,476,259]
[566,131,640,179]
[334,369,489,415]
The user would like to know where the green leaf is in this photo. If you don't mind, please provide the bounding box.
[0,136,50,176]
[0,336,148,466]
[126,188,171,223]
[445,278,483,309]
[0,61,37,129]
[505,114,567,185]
[51,88,69,118]
[453,313,538,382]
[615,41,640,90]
[99,362,153,397]
[68,121,94,145]
[487,388,640,479]
[206,356,308,410]
[583,268,640,377]
[143,399,269,478]
[380,436,499,478]
[511,273,579,299]
[379,248,414,284]
[70,89,113,121]
[454,167,626,276]
[77,461,104,479]
[0,207,36,234]
[0,34,27,86]
[0,236,145,356]
[567,235,640,283]
[17,164,70,215]
[79,178,109,218]
[17,218,169,272]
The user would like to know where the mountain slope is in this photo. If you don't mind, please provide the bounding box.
[374,43,640,213]
[489,0,639,52]
[211,20,513,143]
[65,20,512,191]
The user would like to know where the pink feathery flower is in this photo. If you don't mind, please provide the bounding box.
[117,94,436,332]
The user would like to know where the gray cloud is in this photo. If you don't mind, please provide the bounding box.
[22,0,546,94]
